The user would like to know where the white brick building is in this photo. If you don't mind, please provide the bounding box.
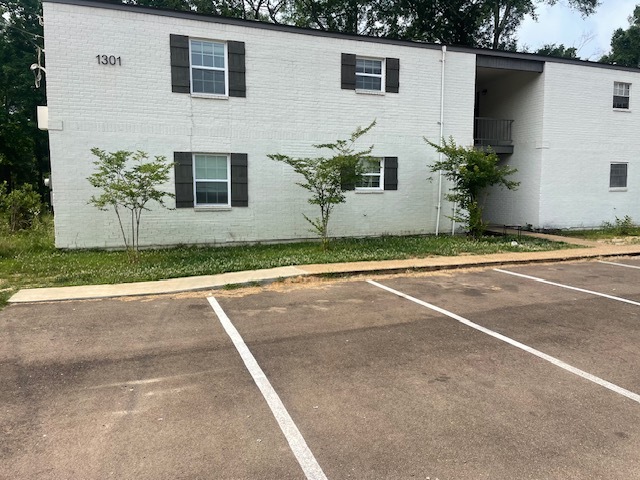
[42,0,640,248]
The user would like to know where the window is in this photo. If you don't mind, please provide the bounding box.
[610,163,628,189]
[190,40,227,95]
[194,154,230,205]
[174,152,248,208]
[341,54,399,93]
[170,35,246,97]
[356,58,383,91]
[357,158,383,190]
[613,82,630,109]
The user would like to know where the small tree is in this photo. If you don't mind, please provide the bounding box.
[269,121,376,249]
[88,149,174,257]
[427,137,519,238]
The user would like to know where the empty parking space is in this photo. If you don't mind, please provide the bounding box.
[496,257,640,302]
[1,299,303,479]
[3,258,640,479]
[377,266,640,394]
[214,272,640,479]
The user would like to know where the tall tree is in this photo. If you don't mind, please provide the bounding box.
[600,5,640,68]
[282,0,379,34]
[0,0,48,192]
[535,43,578,58]
[125,0,288,21]
[378,0,490,45]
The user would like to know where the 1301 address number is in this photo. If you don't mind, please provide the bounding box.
[96,55,122,66]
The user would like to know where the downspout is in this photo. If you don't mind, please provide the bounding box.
[435,45,446,235]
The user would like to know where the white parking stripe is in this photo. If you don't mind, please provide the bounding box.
[599,260,640,270]
[367,280,640,405]
[494,268,640,307]
[207,297,328,480]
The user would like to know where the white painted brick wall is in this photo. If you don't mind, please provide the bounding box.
[43,1,474,248]
[539,62,640,229]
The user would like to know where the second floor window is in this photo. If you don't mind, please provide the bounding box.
[356,58,383,92]
[191,40,227,95]
[613,82,630,109]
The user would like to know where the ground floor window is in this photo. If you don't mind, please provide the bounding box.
[357,157,383,190]
[610,162,628,189]
[194,154,230,205]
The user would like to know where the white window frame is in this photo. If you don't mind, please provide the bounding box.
[189,39,229,97]
[355,56,385,93]
[613,82,630,110]
[356,157,384,191]
[193,153,231,207]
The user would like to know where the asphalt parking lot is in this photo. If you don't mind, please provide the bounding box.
[3,258,640,479]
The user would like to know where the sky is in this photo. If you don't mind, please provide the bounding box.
[517,0,638,60]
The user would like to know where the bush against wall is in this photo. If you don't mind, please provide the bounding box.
[269,121,376,249]
[0,182,42,232]
[87,149,174,257]
[427,137,519,238]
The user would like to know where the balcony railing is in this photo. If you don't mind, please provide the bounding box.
[474,117,513,148]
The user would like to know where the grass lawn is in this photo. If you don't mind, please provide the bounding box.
[1,216,576,307]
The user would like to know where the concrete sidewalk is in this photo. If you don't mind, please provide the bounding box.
[8,233,640,303]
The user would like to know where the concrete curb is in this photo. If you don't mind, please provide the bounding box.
[8,239,640,304]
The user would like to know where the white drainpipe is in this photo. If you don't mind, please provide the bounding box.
[435,45,446,236]
[451,202,456,234]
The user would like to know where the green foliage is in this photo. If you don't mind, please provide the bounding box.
[125,0,287,20]
[0,181,42,231]
[602,215,635,235]
[600,6,640,68]
[535,43,578,58]
[427,137,519,238]
[0,0,49,189]
[269,121,376,249]
[121,0,598,51]
[87,149,174,257]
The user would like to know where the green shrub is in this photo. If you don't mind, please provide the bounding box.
[0,183,43,232]
[602,215,635,235]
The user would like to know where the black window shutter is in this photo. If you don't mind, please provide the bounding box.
[231,153,248,207]
[386,58,399,93]
[384,157,398,190]
[341,53,356,90]
[174,152,194,208]
[228,41,246,98]
[340,165,356,191]
[170,35,190,94]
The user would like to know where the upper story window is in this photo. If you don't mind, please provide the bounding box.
[613,82,630,109]
[170,34,246,98]
[194,154,230,206]
[357,157,383,190]
[190,40,227,95]
[341,53,399,93]
[356,58,384,92]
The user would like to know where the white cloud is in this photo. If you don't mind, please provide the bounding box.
[517,0,637,60]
